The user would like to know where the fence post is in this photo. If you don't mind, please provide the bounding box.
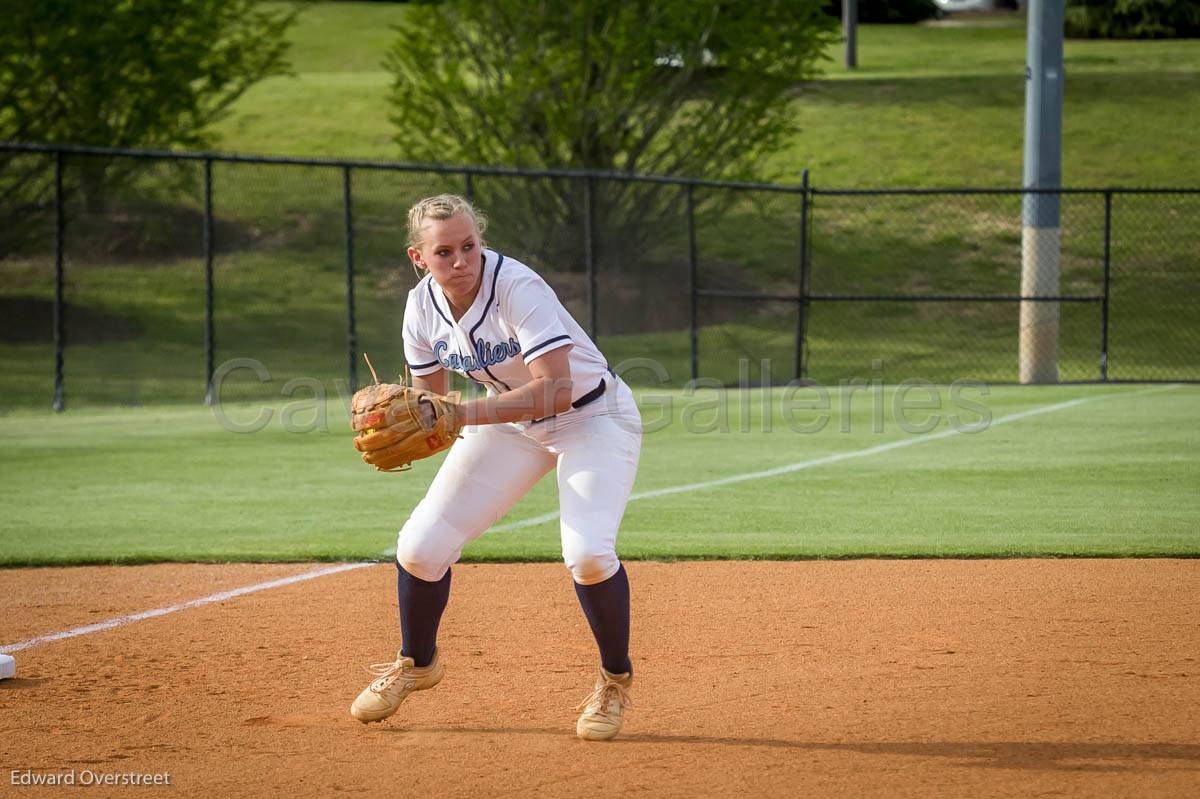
[843,0,858,70]
[464,172,474,203]
[203,159,216,405]
[53,151,65,413]
[584,175,598,342]
[343,166,358,393]
[686,183,699,382]
[1100,189,1113,381]
[795,169,811,382]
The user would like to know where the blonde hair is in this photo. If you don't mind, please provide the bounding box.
[406,194,488,250]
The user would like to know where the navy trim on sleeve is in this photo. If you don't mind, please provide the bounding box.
[409,359,439,370]
[523,334,571,360]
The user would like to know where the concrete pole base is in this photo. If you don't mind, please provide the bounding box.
[1019,225,1061,384]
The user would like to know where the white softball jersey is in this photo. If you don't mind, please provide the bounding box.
[395,248,643,586]
[403,248,611,411]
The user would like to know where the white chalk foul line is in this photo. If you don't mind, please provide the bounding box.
[0,562,375,655]
[471,383,1184,536]
[6,385,1182,653]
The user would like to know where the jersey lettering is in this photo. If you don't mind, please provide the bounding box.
[433,337,522,374]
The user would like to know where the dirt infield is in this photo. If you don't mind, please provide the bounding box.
[2,560,1198,797]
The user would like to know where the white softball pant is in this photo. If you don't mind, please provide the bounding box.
[395,378,642,585]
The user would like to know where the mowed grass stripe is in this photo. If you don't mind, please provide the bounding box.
[1,385,1196,564]
[380,390,1109,558]
[467,384,1179,536]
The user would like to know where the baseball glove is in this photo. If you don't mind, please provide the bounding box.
[350,379,463,472]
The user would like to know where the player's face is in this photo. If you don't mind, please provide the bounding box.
[408,214,484,304]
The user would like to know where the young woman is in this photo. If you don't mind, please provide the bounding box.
[350,194,642,741]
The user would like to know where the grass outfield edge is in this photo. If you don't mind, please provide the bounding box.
[3,551,1200,568]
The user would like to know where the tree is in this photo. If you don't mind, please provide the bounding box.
[384,1,837,270]
[1065,0,1200,39]
[0,0,297,247]
[387,0,833,178]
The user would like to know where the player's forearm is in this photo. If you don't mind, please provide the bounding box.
[412,371,448,395]
[459,377,573,425]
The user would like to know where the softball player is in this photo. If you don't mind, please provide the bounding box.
[350,195,642,741]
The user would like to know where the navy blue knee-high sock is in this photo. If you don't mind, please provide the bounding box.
[573,564,632,676]
[396,562,451,668]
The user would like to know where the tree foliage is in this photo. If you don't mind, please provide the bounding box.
[385,0,836,179]
[0,0,296,247]
[384,0,835,271]
[1065,0,1200,39]
[1,0,296,151]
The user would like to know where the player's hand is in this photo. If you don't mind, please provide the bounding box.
[417,396,438,428]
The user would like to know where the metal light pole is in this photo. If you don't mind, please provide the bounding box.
[1019,0,1064,384]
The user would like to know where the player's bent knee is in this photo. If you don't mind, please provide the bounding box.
[395,520,458,583]
[395,550,446,583]
[564,548,620,586]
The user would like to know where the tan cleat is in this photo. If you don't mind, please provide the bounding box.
[575,667,632,741]
[350,649,444,724]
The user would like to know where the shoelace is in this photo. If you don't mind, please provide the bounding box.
[365,659,416,693]
[575,678,631,718]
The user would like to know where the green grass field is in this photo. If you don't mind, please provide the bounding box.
[1,3,1196,573]
[212,4,1200,188]
[3,6,1198,410]
[1,384,1195,565]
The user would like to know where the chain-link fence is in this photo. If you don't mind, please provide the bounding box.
[1,142,1196,410]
